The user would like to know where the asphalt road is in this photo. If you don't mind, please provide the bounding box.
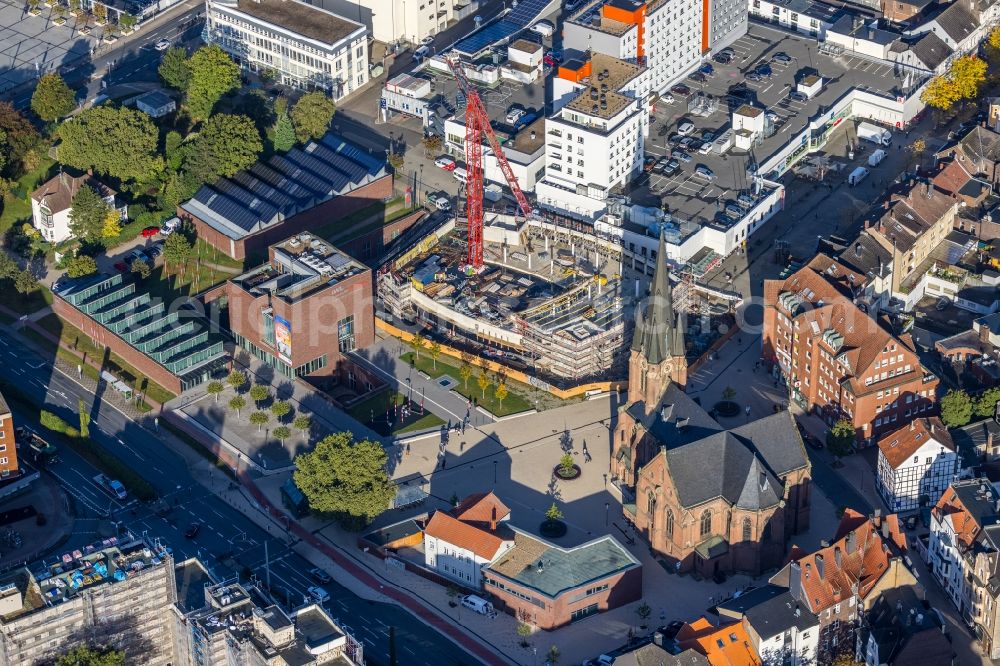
[0,330,482,666]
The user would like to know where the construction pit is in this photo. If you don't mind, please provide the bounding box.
[379,215,742,387]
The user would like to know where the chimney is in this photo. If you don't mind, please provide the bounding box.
[845,531,857,554]
[981,322,993,344]
[490,506,497,532]
[537,560,544,573]
[930,421,935,435]
[834,546,842,567]
[789,561,802,600]
[881,520,890,540]
[910,421,915,431]
[815,554,825,579]
[653,631,664,647]
[530,130,536,140]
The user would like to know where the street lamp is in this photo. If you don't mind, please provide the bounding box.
[605,502,610,527]
[493,460,497,485]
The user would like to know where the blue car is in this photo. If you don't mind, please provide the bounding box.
[699,63,714,76]
[756,63,772,78]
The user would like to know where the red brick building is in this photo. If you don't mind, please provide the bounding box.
[177,135,392,261]
[483,530,641,630]
[226,233,374,384]
[764,258,939,445]
[0,391,19,479]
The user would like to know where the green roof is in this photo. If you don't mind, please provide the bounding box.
[488,530,639,599]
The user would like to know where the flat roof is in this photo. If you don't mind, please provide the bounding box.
[231,0,363,46]
[488,529,639,598]
[174,559,214,613]
[563,53,644,121]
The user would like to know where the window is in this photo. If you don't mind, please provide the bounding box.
[647,493,655,514]
[338,316,356,353]
[742,517,752,541]
[262,311,276,347]
[666,509,674,538]
[700,510,712,537]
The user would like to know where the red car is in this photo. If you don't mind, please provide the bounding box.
[141,226,160,238]
[543,53,557,67]
[114,262,127,272]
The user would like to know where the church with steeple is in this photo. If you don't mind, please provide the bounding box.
[611,233,812,578]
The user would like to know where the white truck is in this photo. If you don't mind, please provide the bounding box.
[868,149,886,167]
[857,122,892,147]
[848,166,870,186]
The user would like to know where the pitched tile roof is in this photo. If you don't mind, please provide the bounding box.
[615,644,710,666]
[932,478,1000,550]
[957,125,1000,171]
[717,585,818,640]
[838,232,893,279]
[906,31,953,70]
[676,617,761,666]
[765,256,859,313]
[932,157,974,196]
[928,1,977,44]
[423,511,508,560]
[452,492,511,526]
[31,171,115,215]
[788,510,907,613]
[877,417,954,469]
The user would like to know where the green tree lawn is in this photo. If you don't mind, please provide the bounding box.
[400,351,534,416]
[347,391,444,436]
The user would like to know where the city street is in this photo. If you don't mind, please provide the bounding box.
[0,327,485,666]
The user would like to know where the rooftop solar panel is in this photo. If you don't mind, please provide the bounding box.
[455,20,520,55]
[285,150,349,194]
[267,155,330,197]
[307,142,368,183]
[508,0,550,25]
[213,179,280,224]
[320,134,385,174]
[196,185,265,232]
[232,171,295,213]
[248,163,311,205]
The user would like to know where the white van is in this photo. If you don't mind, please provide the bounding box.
[531,20,554,37]
[461,594,495,615]
[848,166,869,186]
[453,167,468,184]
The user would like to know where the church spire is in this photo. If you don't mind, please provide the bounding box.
[632,229,683,365]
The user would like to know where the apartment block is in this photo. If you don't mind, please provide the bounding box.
[206,0,369,100]
[0,536,177,665]
[306,0,452,44]
[876,417,960,513]
[763,257,939,445]
[0,391,18,479]
[226,233,374,382]
[927,478,1000,659]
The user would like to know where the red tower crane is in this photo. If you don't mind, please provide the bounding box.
[445,55,532,268]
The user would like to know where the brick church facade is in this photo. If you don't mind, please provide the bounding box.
[612,233,812,578]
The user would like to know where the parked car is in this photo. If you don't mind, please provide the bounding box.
[670,83,691,97]
[114,262,128,273]
[505,107,526,124]
[694,165,715,180]
[141,226,160,238]
[643,156,657,172]
[755,63,772,78]
[432,195,452,211]
[146,243,163,259]
[184,523,201,539]
[677,120,695,135]
[701,129,715,141]
[688,71,707,83]
[698,141,712,155]
[671,150,692,163]
[543,53,557,67]
[653,156,671,174]
[413,45,430,59]
[713,52,734,64]
[746,71,762,82]
[309,567,332,583]
[803,433,824,450]
[434,155,457,170]
[420,36,435,46]
[772,51,792,64]
[765,110,781,123]
[307,586,331,603]
[699,63,715,76]
[789,90,808,102]
[664,159,680,175]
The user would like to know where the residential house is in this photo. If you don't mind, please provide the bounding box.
[889,31,954,74]
[30,170,122,244]
[763,260,939,445]
[876,417,960,512]
[771,510,916,664]
[855,586,953,665]
[615,642,711,666]
[927,478,1000,658]
[935,311,1000,386]
[882,0,937,24]
[423,492,515,589]
[676,617,761,666]
[907,1,980,54]
[483,530,641,629]
[716,584,820,666]
[616,234,811,578]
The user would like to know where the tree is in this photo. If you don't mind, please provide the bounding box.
[950,55,987,99]
[422,134,442,156]
[68,185,110,243]
[65,255,97,278]
[388,152,405,170]
[163,232,192,275]
[249,410,270,432]
[229,395,246,418]
[429,340,441,370]
[68,0,80,13]
[131,258,151,279]
[158,47,192,92]
[14,269,38,297]
[57,106,162,183]
[270,400,291,421]
[31,73,75,122]
[722,386,736,400]
[908,137,926,172]
[921,76,960,111]
[477,370,491,400]
[27,0,40,12]
[830,656,863,666]
[290,91,336,143]
[459,361,473,389]
[185,45,240,119]
[941,389,974,427]
[293,431,395,526]
[92,2,107,23]
[273,425,291,444]
[226,369,247,391]
[495,382,508,411]
[558,453,574,477]
[101,208,121,239]
[206,380,225,402]
[545,502,563,522]
[516,622,532,647]
[636,602,652,627]
[164,130,184,170]
[54,645,126,666]
[293,414,311,441]
[187,113,262,180]
[826,418,856,459]
[547,646,560,664]
[976,387,1000,418]
[249,384,270,407]
[0,102,39,179]
[409,333,425,360]
[273,113,295,153]
[118,12,136,33]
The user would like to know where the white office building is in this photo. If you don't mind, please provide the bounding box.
[206,0,369,100]
[306,0,454,45]
[876,417,960,513]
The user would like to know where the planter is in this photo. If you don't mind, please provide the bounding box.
[52,17,66,24]
[539,519,567,538]
[713,400,740,418]
[552,463,581,481]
